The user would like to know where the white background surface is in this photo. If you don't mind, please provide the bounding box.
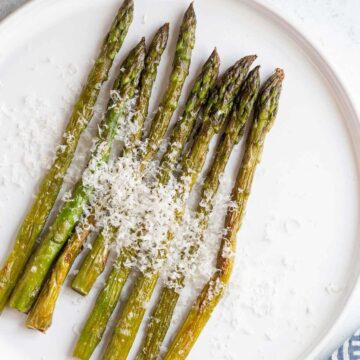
[260,1,360,357]
[0,0,360,359]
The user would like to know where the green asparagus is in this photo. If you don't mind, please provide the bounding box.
[141,2,196,163]
[72,49,220,360]
[163,68,284,360]
[102,55,256,360]
[26,215,95,331]
[160,48,220,184]
[0,0,133,312]
[8,38,146,314]
[136,66,261,360]
[72,3,197,296]
[128,22,170,146]
[25,24,170,332]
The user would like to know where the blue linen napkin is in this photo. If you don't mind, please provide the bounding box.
[329,329,360,360]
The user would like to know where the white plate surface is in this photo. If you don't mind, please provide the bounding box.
[0,0,359,359]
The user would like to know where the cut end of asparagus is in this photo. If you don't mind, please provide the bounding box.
[25,319,48,333]
[8,296,30,314]
[71,284,89,297]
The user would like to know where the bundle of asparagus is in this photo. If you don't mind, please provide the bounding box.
[0,0,134,312]
[0,1,285,359]
[72,47,220,360]
[72,3,197,296]
[164,68,284,360]
[136,65,261,360]
[101,55,256,360]
[26,23,170,332]
[9,37,146,314]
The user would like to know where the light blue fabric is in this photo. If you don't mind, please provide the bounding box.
[329,329,360,360]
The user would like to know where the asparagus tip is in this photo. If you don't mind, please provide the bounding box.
[211,47,220,63]
[252,64,261,73]
[123,0,134,10]
[152,23,170,50]
[162,22,170,31]
[185,2,196,19]
[230,55,256,73]
[275,68,285,80]
[135,37,146,51]
[245,54,257,63]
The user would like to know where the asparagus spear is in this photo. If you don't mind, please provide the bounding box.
[72,5,198,296]
[72,49,220,360]
[163,69,284,360]
[25,25,170,332]
[71,227,115,296]
[25,215,95,332]
[141,2,196,163]
[159,49,220,184]
[136,66,261,360]
[8,39,146,314]
[128,23,170,146]
[0,0,133,312]
[102,56,256,360]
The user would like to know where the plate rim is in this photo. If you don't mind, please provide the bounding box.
[0,0,360,359]
[242,0,360,358]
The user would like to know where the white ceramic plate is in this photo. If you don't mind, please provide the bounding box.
[0,0,359,359]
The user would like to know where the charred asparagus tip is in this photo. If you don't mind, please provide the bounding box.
[124,0,134,8]
[275,67,285,80]
[185,2,196,20]
[211,47,220,62]
[162,22,170,31]
[246,54,257,62]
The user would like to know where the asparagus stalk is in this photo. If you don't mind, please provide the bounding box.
[25,25,170,332]
[25,215,95,332]
[71,227,115,296]
[136,66,261,360]
[0,0,133,312]
[128,23,170,147]
[157,48,220,184]
[102,56,256,360]
[141,2,196,163]
[8,39,146,314]
[72,49,220,360]
[163,69,284,360]
[72,5,198,296]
